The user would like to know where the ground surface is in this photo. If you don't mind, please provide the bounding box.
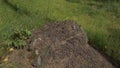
[0,21,114,68]
[0,0,120,66]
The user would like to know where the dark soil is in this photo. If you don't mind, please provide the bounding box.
[0,20,114,68]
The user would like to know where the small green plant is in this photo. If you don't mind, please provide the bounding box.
[4,29,31,49]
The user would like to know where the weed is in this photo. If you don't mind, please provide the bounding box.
[4,29,31,49]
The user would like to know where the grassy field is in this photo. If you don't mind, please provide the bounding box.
[0,0,120,65]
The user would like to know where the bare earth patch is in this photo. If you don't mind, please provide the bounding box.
[0,21,114,68]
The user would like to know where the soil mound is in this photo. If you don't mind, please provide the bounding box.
[0,21,114,68]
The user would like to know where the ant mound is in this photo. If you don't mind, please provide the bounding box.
[0,21,114,68]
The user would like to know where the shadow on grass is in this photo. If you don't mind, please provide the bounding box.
[3,0,31,16]
[66,0,81,3]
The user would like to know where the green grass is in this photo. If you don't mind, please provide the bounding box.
[0,0,120,65]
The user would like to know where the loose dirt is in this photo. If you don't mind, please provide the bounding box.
[0,20,114,68]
